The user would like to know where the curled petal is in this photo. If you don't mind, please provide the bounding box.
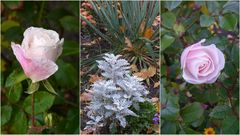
[11,43,58,82]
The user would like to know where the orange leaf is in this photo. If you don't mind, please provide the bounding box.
[89,75,103,84]
[133,65,157,80]
[148,65,156,77]
[144,27,153,39]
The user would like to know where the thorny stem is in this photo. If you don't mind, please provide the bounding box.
[218,76,239,120]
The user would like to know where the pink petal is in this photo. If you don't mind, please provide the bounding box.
[11,43,58,82]
[181,39,206,69]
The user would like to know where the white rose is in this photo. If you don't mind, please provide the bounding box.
[11,27,64,82]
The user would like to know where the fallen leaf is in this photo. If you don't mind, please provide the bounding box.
[133,65,156,80]
[124,37,133,48]
[123,37,134,52]
[154,81,160,88]
[148,65,156,77]
[139,20,146,34]
[144,27,154,39]
[89,75,103,84]
[152,15,160,26]
[119,25,125,33]
[80,92,92,102]
[130,64,138,72]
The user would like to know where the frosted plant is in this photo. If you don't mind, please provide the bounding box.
[84,53,149,131]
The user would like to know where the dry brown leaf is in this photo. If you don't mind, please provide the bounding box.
[144,27,154,39]
[148,65,156,77]
[139,20,146,34]
[80,92,92,102]
[130,64,138,72]
[133,65,157,80]
[123,37,134,52]
[81,128,94,135]
[152,15,160,26]
[119,25,125,33]
[124,37,133,48]
[89,75,103,84]
[133,69,149,80]
[154,81,160,88]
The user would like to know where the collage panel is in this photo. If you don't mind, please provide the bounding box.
[1,1,79,134]
[160,1,239,134]
[80,1,160,134]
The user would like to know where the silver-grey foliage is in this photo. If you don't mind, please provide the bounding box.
[84,53,149,130]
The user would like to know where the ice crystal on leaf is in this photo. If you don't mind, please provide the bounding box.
[85,53,149,130]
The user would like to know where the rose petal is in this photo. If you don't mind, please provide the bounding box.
[181,39,206,69]
[11,43,58,82]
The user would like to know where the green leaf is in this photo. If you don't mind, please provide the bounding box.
[6,83,23,103]
[23,91,55,114]
[54,60,78,88]
[161,121,177,134]
[42,80,58,95]
[5,70,27,87]
[231,45,239,67]
[26,82,39,94]
[181,102,204,123]
[173,23,185,36]
[222,115,239,134]
[224,62,236,77]
[161,12,176,29]
[62,40,79,56]
[223,1,239,14]
[60,16,78,32]
[161,35,175,51]
[9,110,28,133]
[206,1,220,15]
[164,1,182,11]
[200,15,215,27]
[1,105,12,126]
[209,105,231,119]
[1,20,20,32]
[219,14,238,31]
[161,91,179,121]
[145,42,156,61]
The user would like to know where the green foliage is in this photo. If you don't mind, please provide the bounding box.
[180,102,204,123]
[81,1,159,70]
[1,105,12,126]
[123,102,156,134]
[161,1,239,134]
[1,1,79,133]
[23,91,55,114]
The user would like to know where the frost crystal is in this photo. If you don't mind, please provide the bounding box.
[85,53,149,130]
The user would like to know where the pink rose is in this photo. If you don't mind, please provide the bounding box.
[180,39,225,84]
[11,27,64,83]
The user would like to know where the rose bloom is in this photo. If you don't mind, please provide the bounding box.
[181,39,225,84]
[11,27,64,83]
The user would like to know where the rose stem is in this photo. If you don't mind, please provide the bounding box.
[32,93,35,127]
